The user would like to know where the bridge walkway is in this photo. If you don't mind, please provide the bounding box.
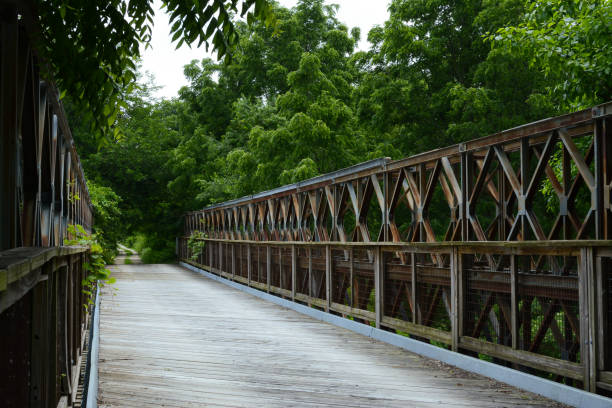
[97,263,564,407]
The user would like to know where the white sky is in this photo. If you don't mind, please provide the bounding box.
[140,0,390,99]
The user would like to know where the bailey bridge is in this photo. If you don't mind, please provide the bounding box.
[2,1,612,406]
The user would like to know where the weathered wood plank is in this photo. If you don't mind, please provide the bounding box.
[98,263,566,407]
[0,246,88,292]
[459,336,582,380]
[381,316,452,345]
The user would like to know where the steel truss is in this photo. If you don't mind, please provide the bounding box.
[183,102,612,395]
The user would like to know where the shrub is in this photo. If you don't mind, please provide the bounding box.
[188,231,207,261]
[64,224,115,303]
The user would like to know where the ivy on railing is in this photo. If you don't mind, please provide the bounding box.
[187,231,207,261]
[64,224,115,304]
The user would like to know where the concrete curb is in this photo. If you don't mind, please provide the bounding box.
[181,262,612,408]
[85,285,101,408]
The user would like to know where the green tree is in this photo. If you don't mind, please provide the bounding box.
[355,0,553,155]
[71,0,612,264]
[80,81,186,262]
[88,182,123,263]
[214,0,368,193]
[491,0,612,110]
[37,0,275,140]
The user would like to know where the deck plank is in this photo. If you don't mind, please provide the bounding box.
[98,264,565,407]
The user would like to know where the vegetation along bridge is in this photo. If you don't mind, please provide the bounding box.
[1,0,612,407]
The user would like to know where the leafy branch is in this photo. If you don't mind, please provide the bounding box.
[188,230,207,261]
[64,224,116,304]
[35,0,276,143]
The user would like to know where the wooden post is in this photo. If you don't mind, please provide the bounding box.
[460,152,469,241]
[231,244,236,279]
[47,265,58,408]
[266,245,271,293]
[256,245,260,283]
[510,254,519,350]
[595,254,605,371]
[208,239,213,269]
[291,245,296,301]
[247,245,252,286]
[30,278,47,404]
[458,252,471,349]
[383,171,389,242]
[57,266,70,395]
[587,248,598,392]
[594,118,604,239]
[68,261,76,391]
[375,246,384,329]
[579,247,596,392]
[219,242,223,274]
[279,247,283,290]
[411,252,417,324]
[349,248,354,308]
[451,247,459,352]
[603,117,612,239]
[325,245,331,312]
[308,248,313,299]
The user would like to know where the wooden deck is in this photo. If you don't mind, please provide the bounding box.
[98,263,565,407]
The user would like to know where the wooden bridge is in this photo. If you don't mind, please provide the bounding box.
[1,0,612,406]
[96,261,564,407]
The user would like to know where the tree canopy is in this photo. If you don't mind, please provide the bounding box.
[65,0,611,262]
[37,0,275,140]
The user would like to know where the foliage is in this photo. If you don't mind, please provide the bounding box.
[490,0,612,110]
[489,0,611,213]
[64,224,116,303]
[71,0,611,264]
[355,0,557,157]
[37,0,275,141]
[188,231,208,261]
[88,181,123,263]
[128,234,148,254]
[140,245,176,264]
[127,232,175,264]
[75,0,371,261]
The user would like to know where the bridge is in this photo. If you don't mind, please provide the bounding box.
[96,261,563,407]
[177,100,612,406]
[1,1,612,407]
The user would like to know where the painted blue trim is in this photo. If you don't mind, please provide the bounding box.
[181,262,612,408]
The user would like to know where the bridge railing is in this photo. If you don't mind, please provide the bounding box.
[182,103,612,396]
[1,2,96,407]
[0,246,91,407]
[184,101,612,245]
[0,1,93,252]
[178,237,612,395]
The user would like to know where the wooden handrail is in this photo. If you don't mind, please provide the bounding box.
[178,236,612,395]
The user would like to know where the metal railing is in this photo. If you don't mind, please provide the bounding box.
[1,2,95,407]
[185,101,612,245]
[182,102,612,396]
[0,246,92,407]
[0,1,93,252]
